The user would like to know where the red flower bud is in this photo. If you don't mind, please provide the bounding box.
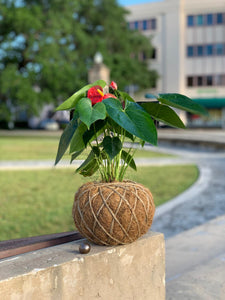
[87,85,104,105]
[109,81,117,90]
[103,93,117,100]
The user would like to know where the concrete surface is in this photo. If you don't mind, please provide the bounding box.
[0,231,165,300]
[151,146,225,238]
[166,214,225,300]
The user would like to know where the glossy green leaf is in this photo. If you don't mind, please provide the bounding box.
[103,136,122,160]
[76,98,92,128]
[70,149,84,163]
[103,99,157,145]
[83,119,107,146]
[141,102,185,129]
[76,147,100,177]
[69,122,87,154]
[76,98,106,129]
[78,158,99,177]
[91,102,106,124]
[56,80,107,111]
[121,150,137,170]
[54,111,79,165]
[157,93,208,116]
[118,90,135,102]
[108,118,134,141]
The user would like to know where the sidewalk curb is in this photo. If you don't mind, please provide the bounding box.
[154,163,212,220]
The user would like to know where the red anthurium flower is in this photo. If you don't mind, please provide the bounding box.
[87,85,104,105]
[87,85,117,105]
[109,81,117,90]
[103,93,117,100]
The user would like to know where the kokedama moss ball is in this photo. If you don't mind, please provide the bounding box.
[72,180,155,246]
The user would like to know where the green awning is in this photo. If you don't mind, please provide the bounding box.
[192,98,225,108]
[145,94,225,108]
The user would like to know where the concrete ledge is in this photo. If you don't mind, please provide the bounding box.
[166,214,225,299]
[0,231,165,300]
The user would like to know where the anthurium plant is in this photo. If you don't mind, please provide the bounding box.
[55,79,207,182]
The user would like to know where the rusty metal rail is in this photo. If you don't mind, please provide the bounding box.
[0,231,83,260]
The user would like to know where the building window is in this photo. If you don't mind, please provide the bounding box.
[134,21,139,30]
[142,20,147,30]
[215,43,224,55]
[206,14,213,25]
[150,18,157,30]
[151,48,157,59]
[128,18,157,32]
[187,76,194,87]
[187,15,194,27]
[187,46,194,57]
[197,45,204,56]
[197,76,203,86]
[187,12,225,27]
[186,74,225,87]
[197,15,204,26]
[216,13,223,24]
[206,44,213,56]
[206,75,213,86]
[187,43,225,57]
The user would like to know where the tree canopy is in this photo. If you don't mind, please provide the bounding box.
[0,0,157,122]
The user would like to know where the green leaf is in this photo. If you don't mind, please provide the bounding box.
[54,111,79,165]
[141,102,185,129]
[70,149,84,163]
[121,150,137,171]
[56,80,107,111]
[108,118,134,141]
[83,119,107,146]
[76,147,100,177]
[103,99,157,146]
[69,122,87,154]
[91,102,106,124]
[76,98,92,128]
[76,98,106,129]
[103,136,122,160]
[78,158,99,177]
[117,90,135,102]
[157,93,208,116]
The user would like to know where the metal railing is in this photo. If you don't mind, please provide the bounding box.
[0,231,83,260]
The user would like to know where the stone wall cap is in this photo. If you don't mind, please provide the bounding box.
[0,231,163,282]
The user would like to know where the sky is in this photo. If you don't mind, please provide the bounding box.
[118,0,162,6]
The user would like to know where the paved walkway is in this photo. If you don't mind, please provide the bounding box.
[146,145,225,299]
[151,145,225,238]
[166,214,225,299]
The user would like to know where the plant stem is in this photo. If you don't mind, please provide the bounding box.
[114,129,125,181]
[119,137,137,181]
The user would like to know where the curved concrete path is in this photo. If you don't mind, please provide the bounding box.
[146,145,225,300]
[150,145,225,238]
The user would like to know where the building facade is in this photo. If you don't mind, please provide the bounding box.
[126,0,225,127]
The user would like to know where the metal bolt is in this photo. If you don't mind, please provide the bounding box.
[79,242,91,254]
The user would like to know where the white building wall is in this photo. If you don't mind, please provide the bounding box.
[126,0,225,100]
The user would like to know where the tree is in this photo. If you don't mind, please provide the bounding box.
[0,0,157,123]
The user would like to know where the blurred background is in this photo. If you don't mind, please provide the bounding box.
[0,0,224,130]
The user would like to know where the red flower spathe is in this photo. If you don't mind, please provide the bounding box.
[87,85,104,105]
[87,85,117,105]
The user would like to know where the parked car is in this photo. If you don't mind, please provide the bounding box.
[38,119,59,131]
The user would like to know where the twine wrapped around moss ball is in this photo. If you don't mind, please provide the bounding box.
[72,180,155,246]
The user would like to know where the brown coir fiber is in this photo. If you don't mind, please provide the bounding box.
[72,180,155,246]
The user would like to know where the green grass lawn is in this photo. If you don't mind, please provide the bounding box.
[0,135,172,161]
[0,165,198,241]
